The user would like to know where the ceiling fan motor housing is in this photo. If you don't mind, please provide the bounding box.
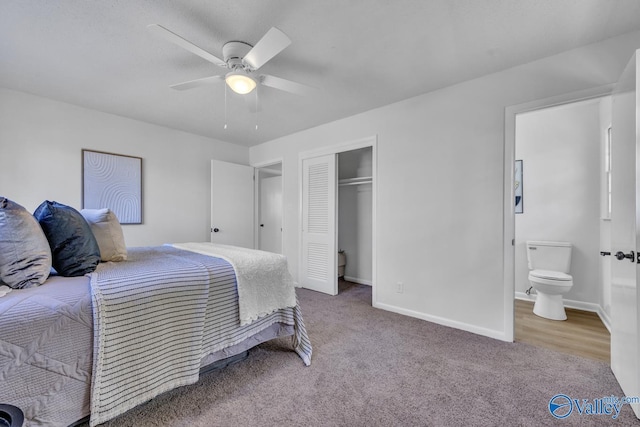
[223,41,253,70]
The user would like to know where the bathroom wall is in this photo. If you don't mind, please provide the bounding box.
[515,98,604,306]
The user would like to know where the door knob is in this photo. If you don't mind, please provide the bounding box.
[615,250,635,262]
[213,228,220,233]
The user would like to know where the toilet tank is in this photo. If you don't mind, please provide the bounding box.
[526,241,572,273]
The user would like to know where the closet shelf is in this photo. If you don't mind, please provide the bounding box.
[338,176,372,186]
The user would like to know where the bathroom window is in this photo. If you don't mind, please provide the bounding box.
[605,125,612,219]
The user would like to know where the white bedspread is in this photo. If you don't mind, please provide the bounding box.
[171,242,297,325]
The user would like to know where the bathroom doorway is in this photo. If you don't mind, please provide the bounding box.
[513,96,611,362]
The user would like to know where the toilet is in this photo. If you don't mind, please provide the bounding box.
[526,241,573,321]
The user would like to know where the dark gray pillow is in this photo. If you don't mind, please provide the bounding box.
[0,197,52,288]
[34,201,100,277]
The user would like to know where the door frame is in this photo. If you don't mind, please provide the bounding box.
[502,85,614,342]
[252,158,284,252]
[298,135,378,302]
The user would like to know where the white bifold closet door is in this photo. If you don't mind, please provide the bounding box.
[301,154,337,295]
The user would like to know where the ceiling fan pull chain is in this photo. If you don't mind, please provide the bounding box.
[224,83,228,130]
[255,87,259,130]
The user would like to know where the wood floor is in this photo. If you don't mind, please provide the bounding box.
[515,299,610,363]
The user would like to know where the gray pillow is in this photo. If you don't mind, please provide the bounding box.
[34,201,100,277]
[0,197,52,288]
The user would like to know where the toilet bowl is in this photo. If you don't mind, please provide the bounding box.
[528,269,573,320]
[526,241,574,321]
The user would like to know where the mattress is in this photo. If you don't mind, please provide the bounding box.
[0,247,309,427]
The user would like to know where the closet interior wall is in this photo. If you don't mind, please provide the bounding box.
[338,147,373,286]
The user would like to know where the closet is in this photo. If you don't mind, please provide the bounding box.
[337,147,373,286]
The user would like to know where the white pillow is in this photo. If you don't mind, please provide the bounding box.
[80,209,127,262]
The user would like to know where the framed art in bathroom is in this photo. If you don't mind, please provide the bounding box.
[515,159,523,214]
[82,149,143,224]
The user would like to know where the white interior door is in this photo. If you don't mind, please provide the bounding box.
[610,50,640,418]
[301,154,337,295]
[210,160,254,248]
[259,175,282,253]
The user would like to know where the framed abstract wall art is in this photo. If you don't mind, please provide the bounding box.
[82,149,143,224]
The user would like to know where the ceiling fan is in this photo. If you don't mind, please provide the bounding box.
[148,24,313,96]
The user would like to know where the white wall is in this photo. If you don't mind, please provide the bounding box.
[514,99,602,306]
[0,88,249,247]
[251,31,640,340]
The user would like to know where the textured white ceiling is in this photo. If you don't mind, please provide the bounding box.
[2,0,640,146]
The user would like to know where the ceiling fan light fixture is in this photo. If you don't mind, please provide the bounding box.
[225,70,257,95]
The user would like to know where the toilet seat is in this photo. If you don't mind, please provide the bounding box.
[529,269,572,281]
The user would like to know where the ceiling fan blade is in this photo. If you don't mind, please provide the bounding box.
[261,74,314,96]
[147,24,227,67]
[169,75,224,91]
[243,27,291,70]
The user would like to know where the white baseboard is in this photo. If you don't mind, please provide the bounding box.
[343,276,372,286]
[597,307,612,333]
[515,291,536,303]
[514,291,611,332]
[373,301,509,342]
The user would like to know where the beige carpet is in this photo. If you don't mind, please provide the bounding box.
[84,282,640,426]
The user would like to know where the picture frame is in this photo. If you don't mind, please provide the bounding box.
[82,149,143,224]
[515,159,523,214]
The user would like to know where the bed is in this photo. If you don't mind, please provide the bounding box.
[0,243,312,427]
[0,246,311,426]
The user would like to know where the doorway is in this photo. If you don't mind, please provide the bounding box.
[503,85,614,342]
[299,136,377,301]
[255,162,283,254]
[511,96,611,360]
[338,147,373,293]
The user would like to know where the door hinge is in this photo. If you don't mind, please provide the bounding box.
[512,239,515,246]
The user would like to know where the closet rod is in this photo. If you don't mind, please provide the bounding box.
[338,177,372,186]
